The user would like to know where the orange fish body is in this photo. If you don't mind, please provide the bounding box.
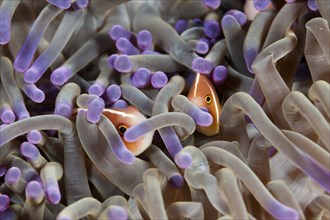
[187,73,222,136]
[102,106,153,156]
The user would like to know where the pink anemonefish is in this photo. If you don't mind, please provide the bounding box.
[187,73,222,136]
[102,106,153,156]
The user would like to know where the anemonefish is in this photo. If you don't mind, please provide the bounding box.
[102,106,153,156]
[187,73,222,136]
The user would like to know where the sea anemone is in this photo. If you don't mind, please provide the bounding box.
[0,0,329,219]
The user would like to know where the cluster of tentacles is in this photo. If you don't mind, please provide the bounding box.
[0,0,329,219]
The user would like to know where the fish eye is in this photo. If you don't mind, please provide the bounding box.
[118,125,128,136]
[205,94,212,104]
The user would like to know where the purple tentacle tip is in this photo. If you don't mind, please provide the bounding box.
[106,84,122,104]
[192,109,213,126]
[212,65,228,84]
[108,54,119,68]
[87,98,105,123]
[117,148,135,165]
[137,30,153,50]
[20,141,39,160]
[192,57,214,74]
[116,37,140,55]
[26,181,44,200]
[175,152,193,168]
[195,41,209,54]
[51,66,72,86]
[46,0,71,9]
[221,14,239,30]
[151,71,168,89]
[123,124,145,142]
[55,102,73,118]
[1,109,15,124]
[271,201,299,220]
[175,19,188,34]
[5,167,21,185]
[107,206,128,220]
[132,68,151,88]
[45,186,61,204]
[14,58,28,73]
[0,17,10,45]
[114,55,132,72]
[27,130,42,144]
[169,174,184,189]
[73,0,89,9]
[25,85,45,103]
[0,194,10,212]
[202,0,221,9]
[307,0,318,11]
[226,10,247,26]
[111,99,128,109]
[253,0,270,11]
[204,20,220,38]
[89,83,105,96]
[109,25,131,41]
[24,68,40,84]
